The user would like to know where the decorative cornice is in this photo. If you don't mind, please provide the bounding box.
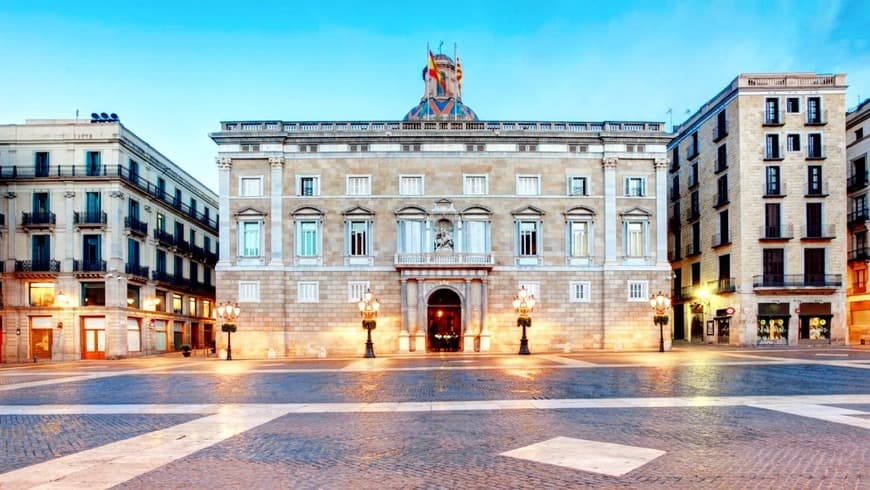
[216,157,233,170]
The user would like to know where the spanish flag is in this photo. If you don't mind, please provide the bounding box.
[456,53,463,95]
[428,50,447,94]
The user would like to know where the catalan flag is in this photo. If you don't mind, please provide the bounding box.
[456,53,463,95]
[428,50,447,94]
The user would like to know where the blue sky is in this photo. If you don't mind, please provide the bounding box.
[1,0,867,191]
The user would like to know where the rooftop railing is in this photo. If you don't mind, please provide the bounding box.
[221,120,665,133]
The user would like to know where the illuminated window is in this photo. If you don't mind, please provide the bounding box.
[172,294,183,314]
[29,282,55,307]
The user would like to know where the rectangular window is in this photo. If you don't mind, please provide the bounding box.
[86,151,101,176]
[627,280,649,301]
[127,285,141,309]
[156,212,166,232]
[298,281,319,303]
[241,221,261,257]
[716,144,727,172]
[348,281,370,302]
[624,177,645,197]
[464,175,488,195]
[568,176,588,196]
[807,133,823,158]
[690,191,700,218]
[174,188,182,208]
[29,282,55,307]
[82,282,106,306]
[398,220,424,253]
[626,222,645,257]
[172,294,183,314]
[518,282,540,300]
[806,202,823,237]
[239,281,260,302]
[399,175,424,196]
[765,166,781,195]
[569,221,589,257]
[516,175,540,196]
[157,177,166,199]
[807,166,823,195]
[804,248,825,284]
[203,300,212,318]
[128,199,140,221]
[128,238,140,266]
[33,192,50,214]
[786,97,800,113]
[464,220,489,253]
[765,98,780,124]
[82,234,102,266]
[240,177,263,197]
[347,175,371,195]
[32,234,51,265]
[156,249,167,273]
[765,203,782,238]
[126,318,141,352]
[569,281,591,302]
[518,221,539,256]
[689,163,699,187]
[35,151,50,177]
[296,221,319,256]
[765,134,781,159]
[787,134,801,152]
[716,175,728,205]
[348,220,370,256]
[298,176,320,196]
[806,97,822,124]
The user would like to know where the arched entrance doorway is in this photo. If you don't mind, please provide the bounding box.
[427,288,462,352]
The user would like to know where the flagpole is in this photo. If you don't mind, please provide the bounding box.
[426,42,431,121]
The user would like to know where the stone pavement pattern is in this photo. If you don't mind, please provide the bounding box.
[0,347,865,489]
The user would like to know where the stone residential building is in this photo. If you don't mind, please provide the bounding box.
[0,116,218,361]
[668,73,848,346]
[211,54,673,358]
[846,98,870,345]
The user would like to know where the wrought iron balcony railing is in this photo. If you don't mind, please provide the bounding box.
[125,216,148,235]
[73,211,107,226]
[21,212,56,227]
[753,274,841,288]
[73,259,107,272]
[15,259,61,273]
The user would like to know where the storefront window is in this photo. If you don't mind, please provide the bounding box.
[800,316,831,341]
[81,282,106,306]
[29,282,55,307]
[757,317,789,345]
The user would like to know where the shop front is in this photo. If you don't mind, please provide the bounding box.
[757,303,790,345]
[798,302,832,344]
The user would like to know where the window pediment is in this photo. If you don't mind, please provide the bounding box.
[343,205,375,217]
[292,205,324,217]
[511,205,546,217]
[564,206,596,218]
[620,206,651,218]
[460,205,493,218]
[395,205,429,218]
[234,207,266,218]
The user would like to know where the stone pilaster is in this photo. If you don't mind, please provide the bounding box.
[398,279,410,351]
[654,157,669,266]
[5,191,16,271]
[602,157,618,264]
[216,157,232,267]
[269,157,284,266]
[63,190,75,272]
[463,279,474,352]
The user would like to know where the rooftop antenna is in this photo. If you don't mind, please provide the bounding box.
[75,109,79,120]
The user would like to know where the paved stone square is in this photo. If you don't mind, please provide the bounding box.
[0,346,867,488]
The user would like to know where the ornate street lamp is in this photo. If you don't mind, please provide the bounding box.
[357,288,380,358]
[649,291,671,353]
[512,286,536,355]
[217,301,240,361]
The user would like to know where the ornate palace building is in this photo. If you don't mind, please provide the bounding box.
[668,73,848,346]
[211,53,673,357]
[0,117,218,361]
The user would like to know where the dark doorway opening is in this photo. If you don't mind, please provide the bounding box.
[427,288,462,352]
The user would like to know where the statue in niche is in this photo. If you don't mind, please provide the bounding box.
[434,219,454,251]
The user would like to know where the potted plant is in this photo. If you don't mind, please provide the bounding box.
[181,344,192,357]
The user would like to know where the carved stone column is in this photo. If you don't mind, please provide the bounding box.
[603,157,618,264]
[216,157,232,267]
[109,191,125,263]
[268,157,284,267]
[479,279,490,352]
[399,279,410,352]
[654,157,670,266]
[414,280,427,352]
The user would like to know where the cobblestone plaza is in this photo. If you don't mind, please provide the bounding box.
[0,346,867,488]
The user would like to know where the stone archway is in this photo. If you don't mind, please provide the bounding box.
[427,288,462,352]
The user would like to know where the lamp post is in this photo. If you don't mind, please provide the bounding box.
[357,288,379,358]
[217,301,240,361]
[649,291,671,353]
[512,286,536,355]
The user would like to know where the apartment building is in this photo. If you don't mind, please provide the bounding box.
[0,117,218,361]
[668,73,847,346]
[211,54,673,357]
[846,98,870,344]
